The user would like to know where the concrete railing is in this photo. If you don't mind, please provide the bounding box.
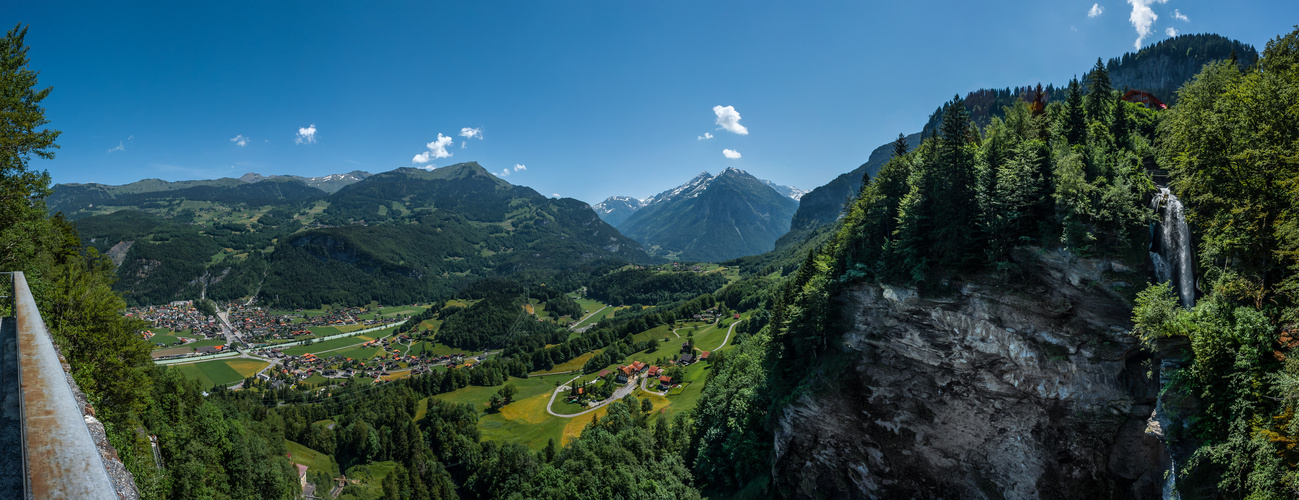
[1,272,120,499]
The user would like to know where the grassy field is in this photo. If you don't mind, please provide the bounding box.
[173,358,269,387]
[403,340,459,357]
[281,330,390,356]
[341,461,399,499]
[151,338,227,357]
[305,323,372,336]
[285,440,339,477]
[534,350,598,375]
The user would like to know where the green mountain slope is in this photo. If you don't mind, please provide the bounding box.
[73,162,649,306]
[617,167,798,262]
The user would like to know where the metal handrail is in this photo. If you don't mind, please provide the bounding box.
[11,271,118,499]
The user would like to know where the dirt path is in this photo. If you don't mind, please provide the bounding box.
[570,305,609,330]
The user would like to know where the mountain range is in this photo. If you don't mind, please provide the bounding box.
[64,162,646,307]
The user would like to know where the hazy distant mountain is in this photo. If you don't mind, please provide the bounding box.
[49,169,372,216]
[238,170,371,193]
[591,196,647,227]
[762,180,808,201]
[617,167,799,262]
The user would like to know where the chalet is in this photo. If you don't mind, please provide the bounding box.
[630,360,647,373]
[647,366,660,377]
[598,369,612,378]
[658,375,672,390]
[680,353,695,365]
[733,313,740,320]
[294,463,309,492]
[1121,89,1167,109]
[616,365,634,383]
[699,351,710,361]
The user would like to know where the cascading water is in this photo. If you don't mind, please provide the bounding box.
[1150,187,1196,309]
[1150,186,1196,500]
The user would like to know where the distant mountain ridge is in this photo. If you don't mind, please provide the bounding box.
[590,196,646,227]
[49,169,372,216]
[71,162,648,307]
[615,167,799,262]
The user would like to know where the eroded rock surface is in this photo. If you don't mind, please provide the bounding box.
[772,250,1164,499]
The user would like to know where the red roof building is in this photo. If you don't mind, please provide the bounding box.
[699,351,710,360]
[659,375,672,384]
[647,366,660,377]
[631,360,646,372]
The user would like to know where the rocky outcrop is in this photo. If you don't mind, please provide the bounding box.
[771,249,1165,499]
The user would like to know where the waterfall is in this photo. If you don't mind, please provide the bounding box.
[1150,186,1194,500]
[1150,187,1195,309]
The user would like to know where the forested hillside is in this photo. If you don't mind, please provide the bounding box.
[690,27,1299,498]
[67,162,650,307]
[787,33,1254,241]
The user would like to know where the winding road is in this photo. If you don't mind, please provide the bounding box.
[545,374,638,418]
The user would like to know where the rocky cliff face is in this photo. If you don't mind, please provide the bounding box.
[771,249,1166,499]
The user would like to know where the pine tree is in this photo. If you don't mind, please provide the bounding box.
[1110,97,1130,150]
[1084,58,1112,122]
[1062,77,1087,146]
[891,132,909,158]
[930,96,979,267]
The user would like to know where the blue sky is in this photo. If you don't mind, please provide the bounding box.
[7,1,1296,205]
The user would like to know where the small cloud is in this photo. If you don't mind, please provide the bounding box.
[1173,9,1188,21]
[459,127,483,140]
[107,141,125,153]
[295,124,317,144]
[697,132,714,140]
[230,134,249,147]
[713,105,749,135]
[498,169,510,177]
[412,133,455,164]
[722,149,742,159]
[460,141,467,149]
[1166,27,1178,37]
[1071,26,1079,32]
[1127,0,1167,49]
[418,165,437,171]
[552,193,560,198]
[127,134,134,141]
[513,163,526,171]
[1088,3,1103,17]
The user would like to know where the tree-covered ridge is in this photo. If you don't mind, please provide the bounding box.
[788,33,1254,240]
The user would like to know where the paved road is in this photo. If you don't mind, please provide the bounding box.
[546,374,638,418]
[570,305,609,331]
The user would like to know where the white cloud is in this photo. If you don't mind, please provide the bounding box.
[230,134,249,147]
[498,169,510,177]
[1127,0,1167,49]
[459,127,483,140]
[713,105,749,135]
[461,141,467,149]
[1088,3,1104,17]
[722,149,742,159]
[127,135,134,140]
[552,193,560,198]
[1166,27,1178,37]
[413,133,455,164]
[107,141,125,153]
[513,163,526,171]
[697,132,714,140]
[1173,9,1188,21]
[295,124,317,144]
